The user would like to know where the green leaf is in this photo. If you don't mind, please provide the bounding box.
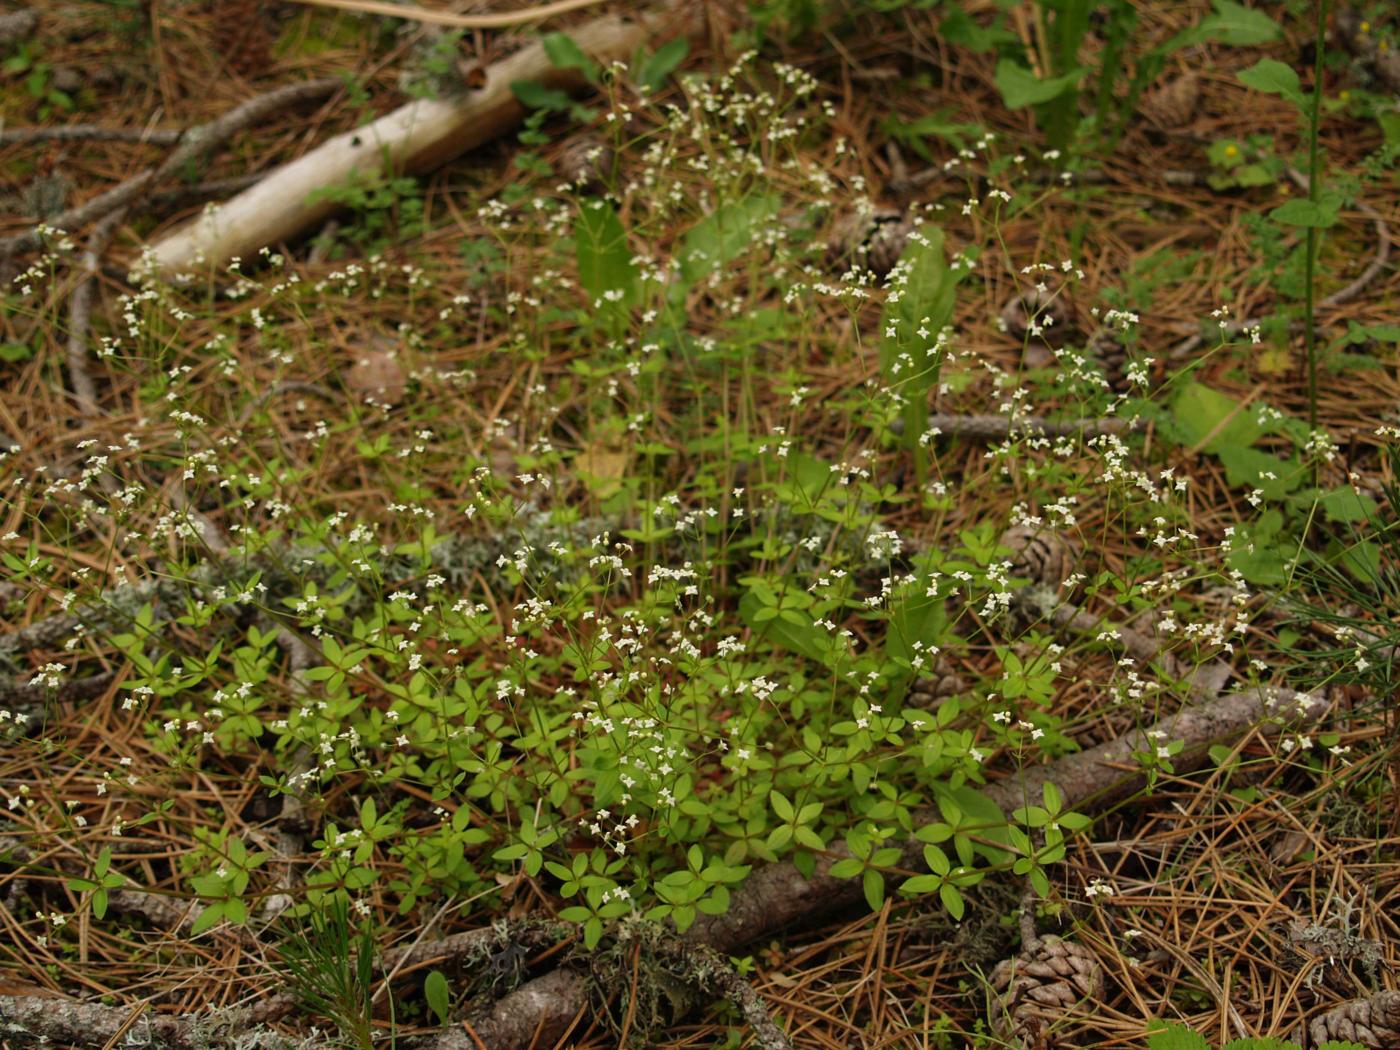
[828,857,865,879]
[542,32,598,83]
[1170,0,1283,50]
[574,199,638,307]
[1238,58,1305,109]
[0,342,32,362]
[862,868,885,910]
[636,37,687,93]
[424,970,452,1026]
[1216,446,1303,497]
[1318,486,1377,523]
[879,224,962,445]
[770,790,794,822]
[1146,1023,1212,1050]
[993,61,1085,109]
[189,901,226,936]
[1270,195,1341,229]
[1171,382,1264,452]
[510,79,572,111]
[939,6,1017,52]
[938,882,965,919]
[677,193,781,288]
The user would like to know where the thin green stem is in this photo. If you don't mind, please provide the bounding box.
[1304,0,1329,433]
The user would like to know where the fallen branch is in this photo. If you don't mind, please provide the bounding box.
[0,79,340,261]
[0,991,298,1050]
[1,125,184,146]
[285,0,610,29]
[66,207,128,421]
[144,5,700,277]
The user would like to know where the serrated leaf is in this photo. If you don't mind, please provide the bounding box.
[1147,1023,1212,1050]
[1270,196,1340,229]
[1238,58,1305,109]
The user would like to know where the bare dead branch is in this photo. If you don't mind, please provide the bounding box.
[0,78,340,260]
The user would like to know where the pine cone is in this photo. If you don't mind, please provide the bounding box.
[1001,287,1078,368]
[1139,71,1201,130]
[989,935,1104,1048]
[907,662,966,709]
[827,205,910,279]
[1000,526,1078,589]
[1308,990,1400,1048]
[1086,326,1131,391]
[556,136,614,191]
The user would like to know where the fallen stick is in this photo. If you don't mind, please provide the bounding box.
[285,0,611,29]
[66,207,128,421]
[1,125,184,146]
[0,79,340,261]
[143,5,700,278]
[0,991,298,1050]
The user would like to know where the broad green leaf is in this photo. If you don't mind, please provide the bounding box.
[190,901,226,936]
[1318,486,1377,523]
[1238,58,1305,109]
[574,199,638,307]
[882,109,983,157]
[770,790,794,822]
[677,193,780,287]
[1169,0,1283,50]
[1170,382,1264,452]
[1216,446,1302,497]
[880,224,962,446]
[510,79,572,111]
[1270,196,1340,229]
[636,37,687,93]
[542,33,598,83]
[994,61,1085,109]
[424,970,452,1026]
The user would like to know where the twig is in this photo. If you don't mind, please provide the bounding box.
[0,991,300,1049]
[284,0,609,29]
[1,125,184,146]
[66,207,127,420]
[145,6,701,275]
[0,78,340,260]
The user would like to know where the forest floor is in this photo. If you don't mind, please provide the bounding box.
[1,1,1398,1048]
